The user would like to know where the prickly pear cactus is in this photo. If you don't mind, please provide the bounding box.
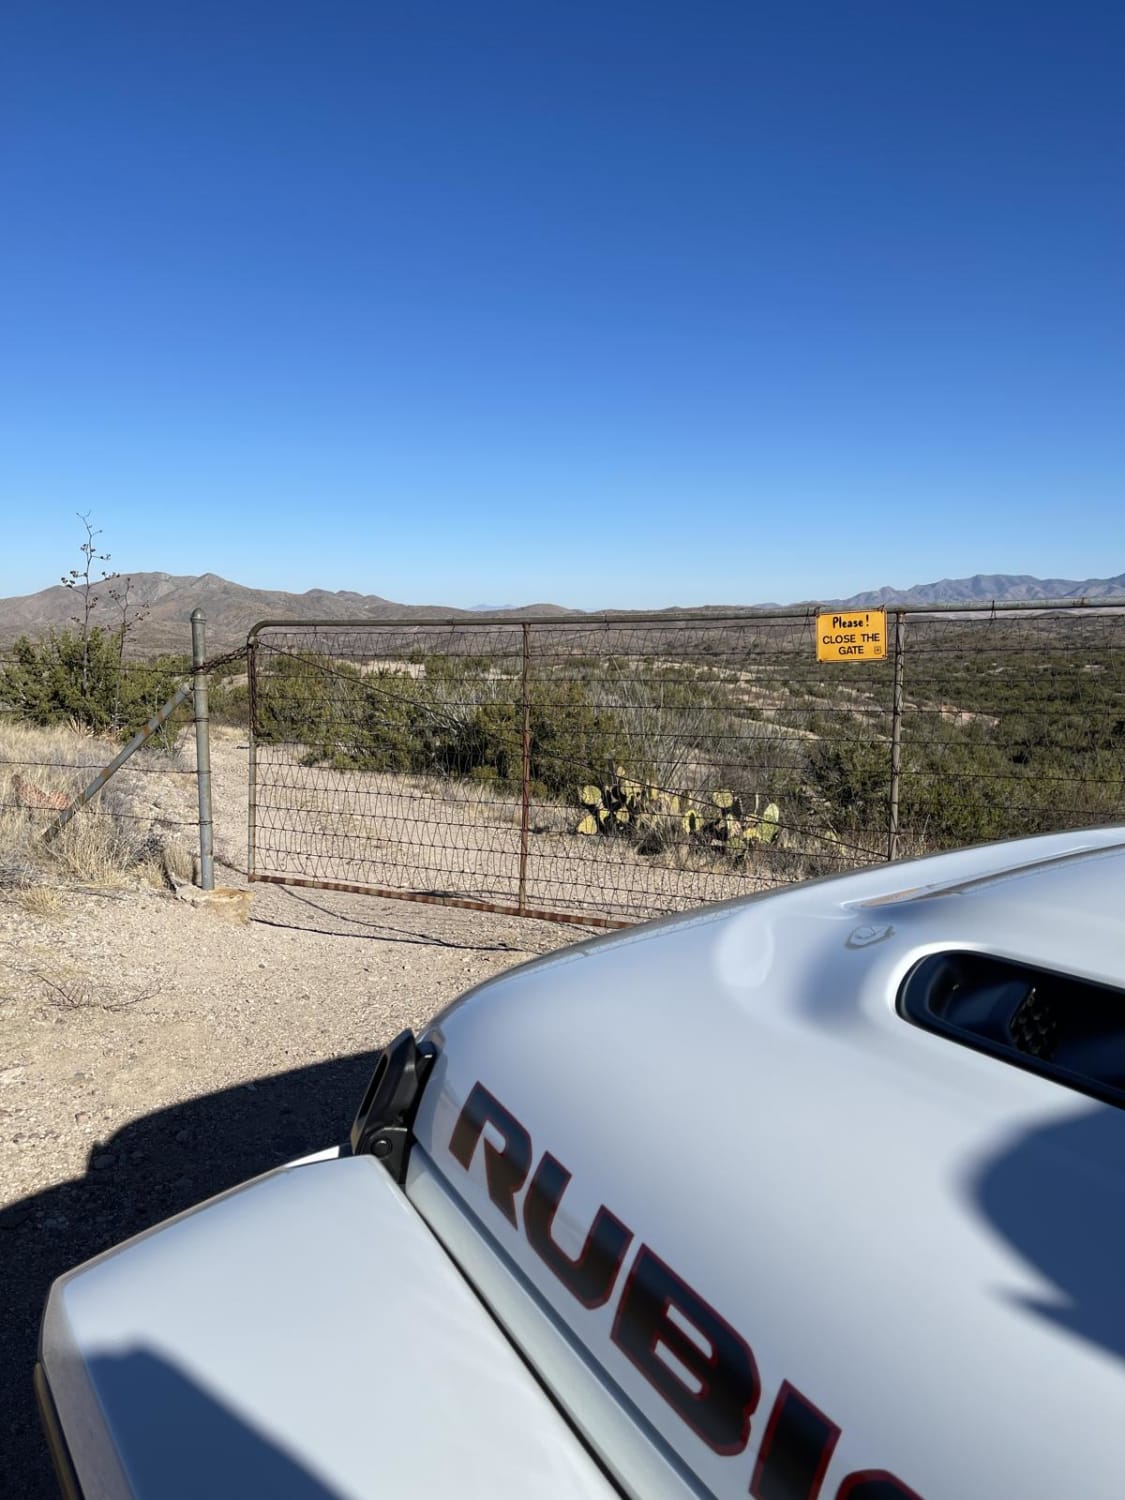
[575,771,781,860]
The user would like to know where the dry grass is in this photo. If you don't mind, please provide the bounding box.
[34,966,158,1012]
[0,720,191,893]
[16,885,62,917]
[6,953,160,1012]
[162,839,195,882]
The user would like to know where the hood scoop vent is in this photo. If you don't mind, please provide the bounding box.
[899,952,1125,1109]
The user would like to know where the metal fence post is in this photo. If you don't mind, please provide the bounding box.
[191,608,215,890]
[888,610,906,863]
[518,621,532,914]
[246,629,258,882]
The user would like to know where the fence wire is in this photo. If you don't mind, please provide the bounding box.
[245,608,1125,925]
[0,653,203,881]
[895,611,1125,846]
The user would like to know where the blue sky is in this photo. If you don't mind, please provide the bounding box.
[2,1,1122,609]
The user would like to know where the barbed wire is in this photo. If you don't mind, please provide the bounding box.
[0,801,197,825]
[0,758,195,776]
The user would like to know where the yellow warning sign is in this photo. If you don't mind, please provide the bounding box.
[816,609,888,662]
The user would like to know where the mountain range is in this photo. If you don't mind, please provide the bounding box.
[0,569,1122,656]
[839,572,1125,608]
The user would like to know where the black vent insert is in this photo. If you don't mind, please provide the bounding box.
[899,953,1125,1109]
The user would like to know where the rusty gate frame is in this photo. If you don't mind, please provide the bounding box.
[244,598,1125,927]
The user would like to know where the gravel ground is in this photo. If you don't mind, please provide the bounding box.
[0,732,578,1495]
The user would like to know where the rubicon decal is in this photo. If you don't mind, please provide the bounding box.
[450,1082,922,1500]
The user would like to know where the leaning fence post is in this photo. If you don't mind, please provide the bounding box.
[42,681,195,843]
[191,608,215,890]
[518,622,532,914]
[888,610,906,863]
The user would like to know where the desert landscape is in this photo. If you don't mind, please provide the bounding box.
[2,582,1124,1492]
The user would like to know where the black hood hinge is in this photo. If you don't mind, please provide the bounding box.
[349,1030,437,1184]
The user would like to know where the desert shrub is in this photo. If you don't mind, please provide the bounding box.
[0,630,186,735]
[259,653,626,797]
[806,703,1125,852]
[898,728,1013,846]
[808,733,890,833]
[252,654,363,754]
[208,678,250,728]
[433,679,624,798]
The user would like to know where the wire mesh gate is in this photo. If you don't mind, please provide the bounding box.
[246,605,1125,926]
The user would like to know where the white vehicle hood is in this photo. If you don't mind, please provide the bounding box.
[408,827,1125,1500]
[41,1154,618,1500]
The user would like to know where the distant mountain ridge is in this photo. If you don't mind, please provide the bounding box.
[838,572,1125,608]
[0,568,1121,655]
[0,572,574,654]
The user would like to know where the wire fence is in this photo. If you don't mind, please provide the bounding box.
[0,657,193,810]
[0,645,232,893]
[246,605,1125,925]
[4,606,1122,922]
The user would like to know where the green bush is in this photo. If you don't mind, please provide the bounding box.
[256,654,626,798]
[435,679,624,798]
[0,630,186,734]
[208,678,250,728]
[255,654,370,757]
[808,733,890,831]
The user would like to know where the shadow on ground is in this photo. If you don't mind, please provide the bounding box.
[1,1048,381,1497]
[257,884,533,952]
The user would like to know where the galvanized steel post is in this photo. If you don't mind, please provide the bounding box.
[191,608,215,890]
[518,621,532,914]
[246,630,258,881]
[888,610,906,863]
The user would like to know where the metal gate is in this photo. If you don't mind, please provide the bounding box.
[246,604,1125,925]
